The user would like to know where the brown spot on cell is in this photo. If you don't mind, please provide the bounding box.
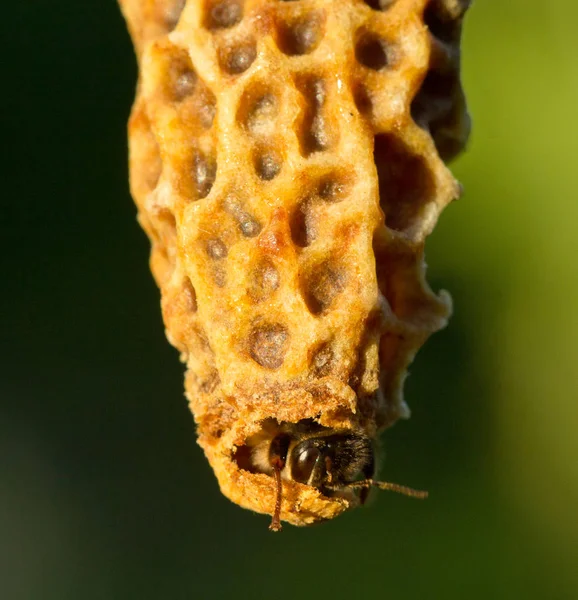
[214,268,227,287]
[355,34,393,71]
[290,199,316,247]
[248,323,289,369]
[193,153,217,198]
[197,89,217,129]
[175,71,196,101]
[318,174,349,203]
[223,196,262,237]
[199,370,220,394]
[255,150,282,181]
[373,133,436,232]
[276,11,325,56]
[245,93,278,135]
[248,258,280,302]
[205,0,243,29]
[302,261,347,315]
[205,237,228,260]
[240,213,262,237]
[219,39,257,75]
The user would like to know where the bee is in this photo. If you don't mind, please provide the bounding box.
[245,419,427,532]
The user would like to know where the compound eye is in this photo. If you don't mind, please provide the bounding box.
[291,443,321,484]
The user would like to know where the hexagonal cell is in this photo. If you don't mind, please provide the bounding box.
[318,173,351,203]
[254,148,282,181]
[276,11,325,56]
[301,260,347,315]
[355,33,395,71]
[248,323,289,369]
[238,83,280,136]
[373,133,435,233]
[158,46,197,102]
[150,42,218,132]
[247,258,280,303]
[295,76,338,155]
[218,39,257,75]
[204,0,243,30]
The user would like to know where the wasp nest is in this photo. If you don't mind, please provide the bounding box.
[119,0,470,527]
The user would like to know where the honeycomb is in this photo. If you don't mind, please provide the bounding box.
[119,0,471,527]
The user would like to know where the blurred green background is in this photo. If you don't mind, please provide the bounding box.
[2,1,577,598]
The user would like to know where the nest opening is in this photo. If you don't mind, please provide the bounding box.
[232,418,325,474]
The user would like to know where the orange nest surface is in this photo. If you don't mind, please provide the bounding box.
[119,0,470,528]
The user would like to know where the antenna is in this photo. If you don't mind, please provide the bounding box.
[269,465,283,532]
[347,479,428,499]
